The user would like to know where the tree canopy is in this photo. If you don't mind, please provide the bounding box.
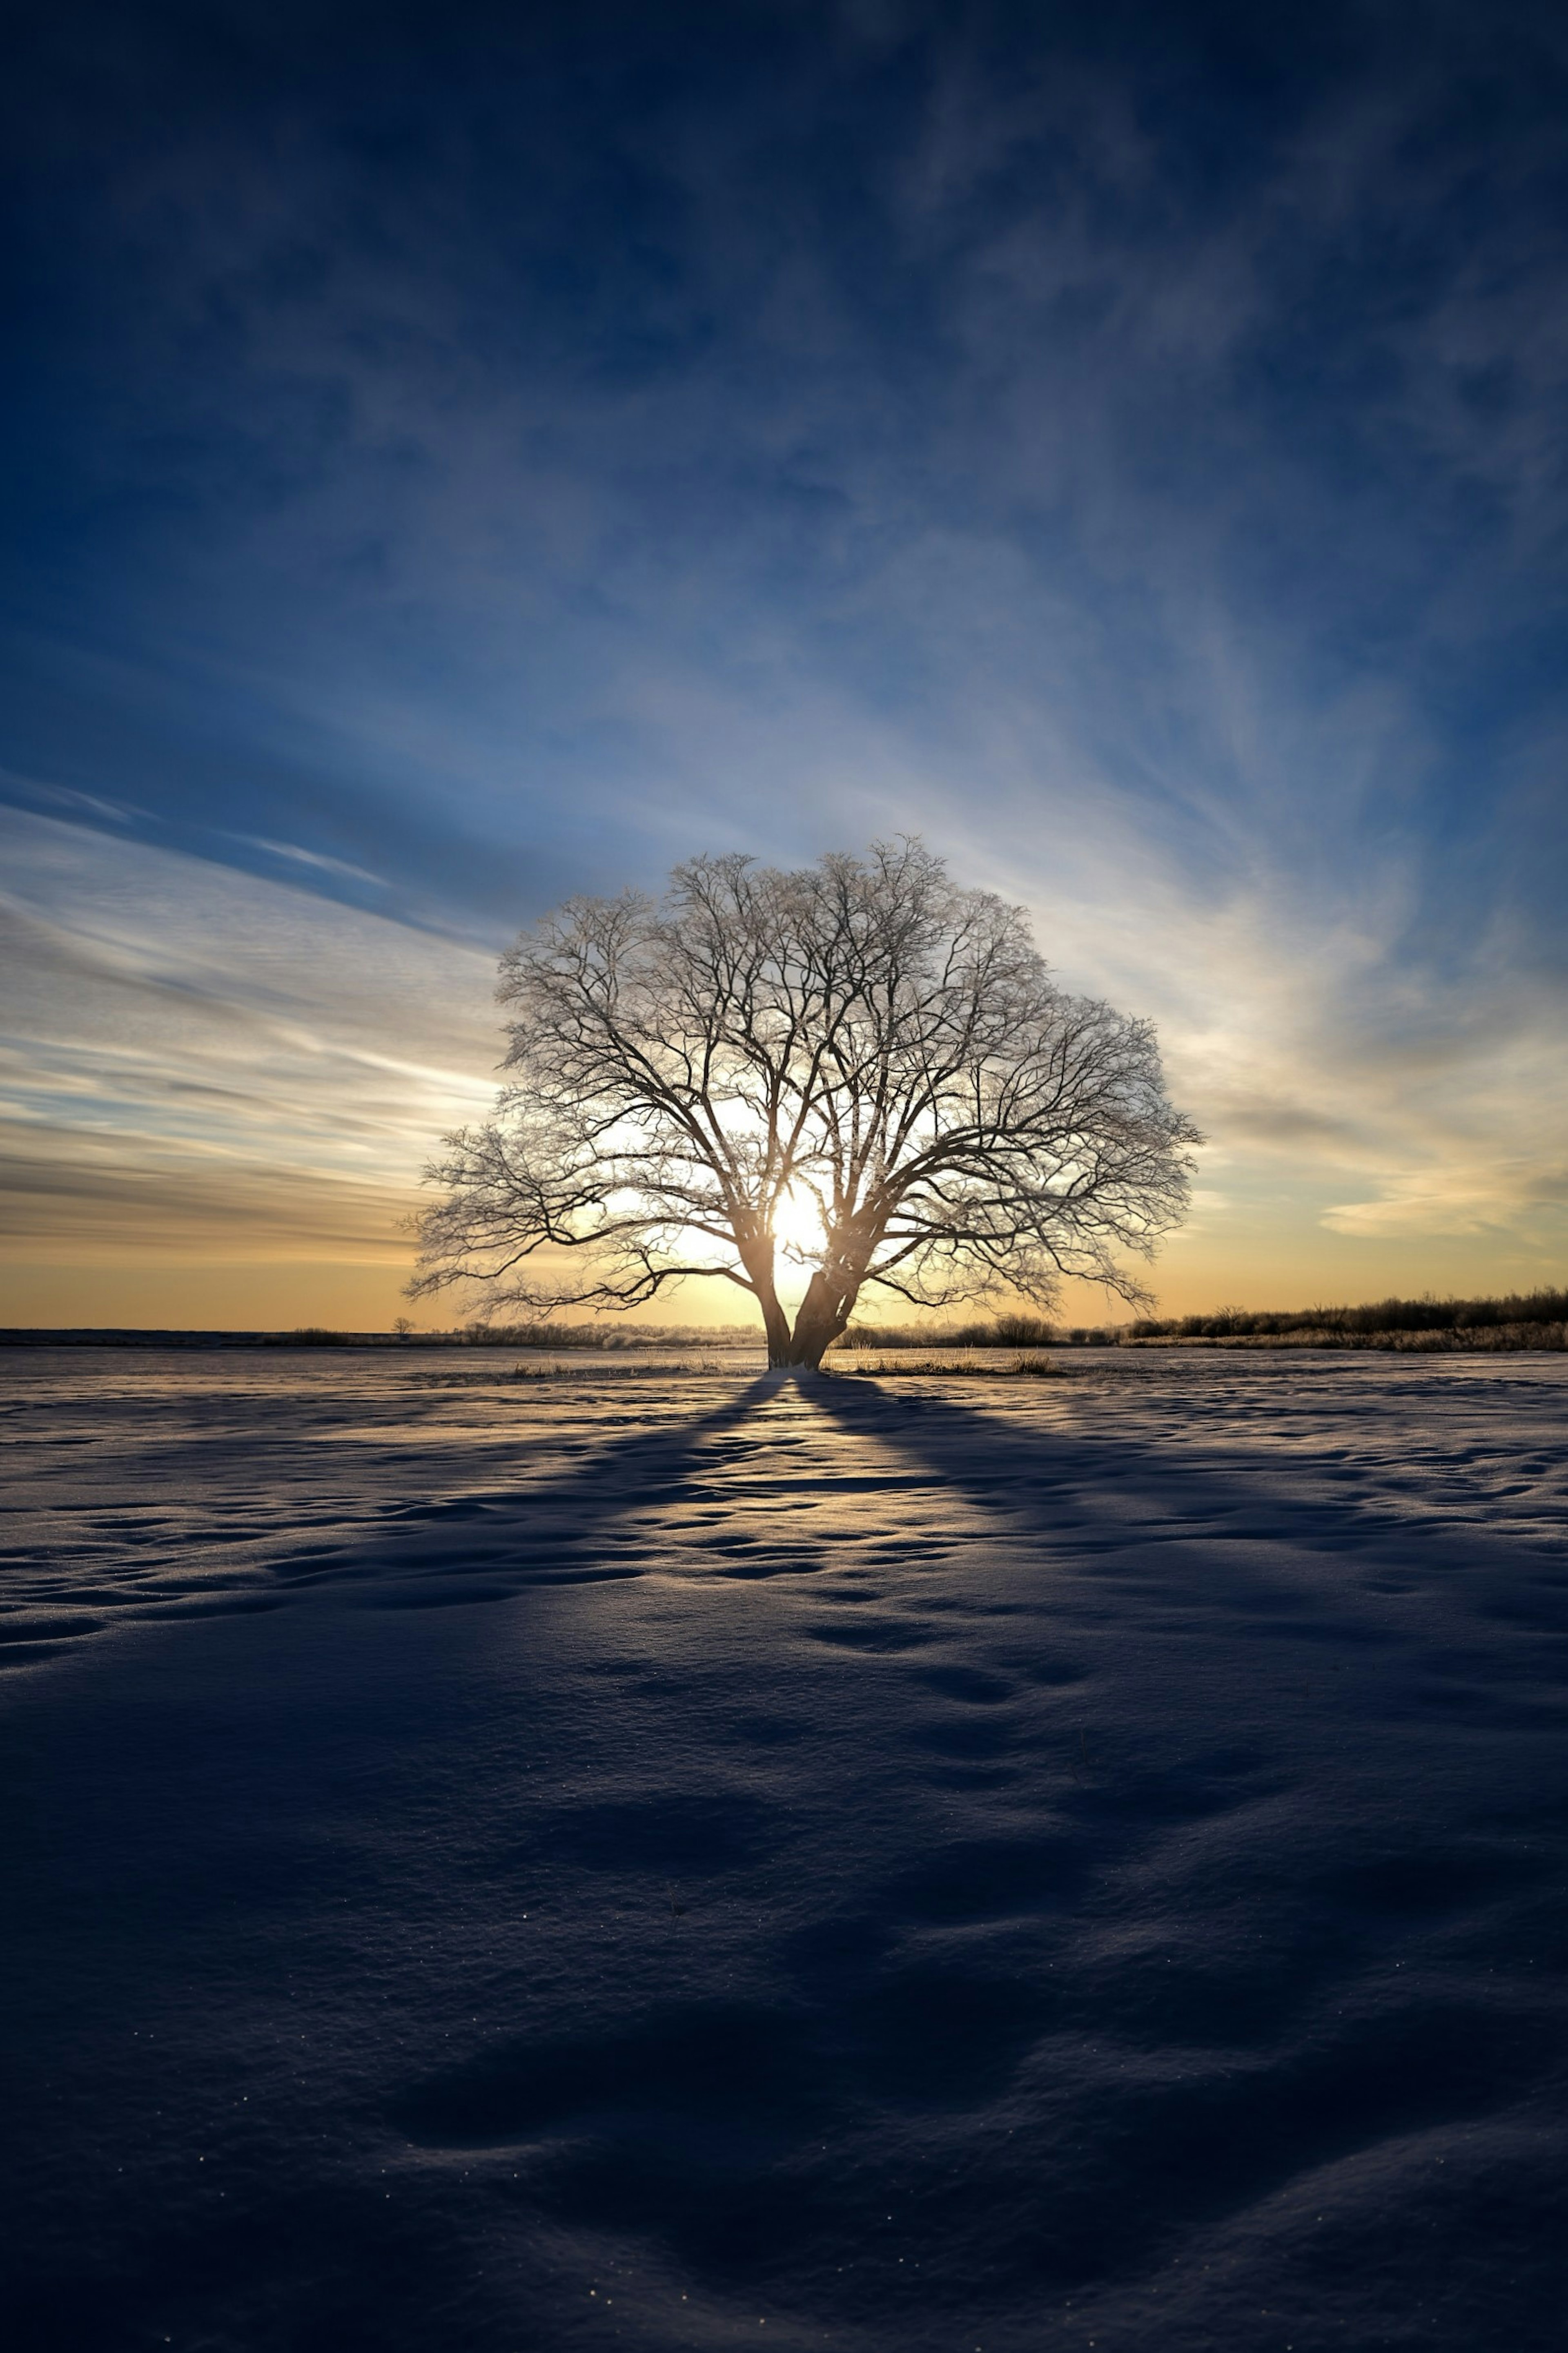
[410,839,1200,1366]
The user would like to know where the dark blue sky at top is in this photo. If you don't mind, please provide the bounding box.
[4,0,1567,980]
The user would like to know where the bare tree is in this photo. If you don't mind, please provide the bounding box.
[409,840,1200,1368]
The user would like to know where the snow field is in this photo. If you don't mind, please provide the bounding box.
[2,1349,1566,2350]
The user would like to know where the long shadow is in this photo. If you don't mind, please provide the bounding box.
[796,1364,1568,1676]
[803,1363,1507,1580]
[269,1372,786,1599]
[281,1353,1550,1617]
[13,1372,1565,2352]
[376,1371,1568,2325]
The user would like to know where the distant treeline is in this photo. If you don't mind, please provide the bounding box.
[833,1313,1062,1350]
[1122,1290,1568,1348]
[450,1321,762,1349]
[835,1291,1568,1353]
[4,1293,1565,1352]
[0,1323,762,1350]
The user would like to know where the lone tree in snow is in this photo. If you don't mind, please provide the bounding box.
[409,840,1200,1368]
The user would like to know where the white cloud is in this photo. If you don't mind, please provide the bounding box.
[0,808,499,1262]
[229,835,388,887]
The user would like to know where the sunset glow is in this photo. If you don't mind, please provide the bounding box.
[2,4,1563,1326]
[771,1185,829,1267]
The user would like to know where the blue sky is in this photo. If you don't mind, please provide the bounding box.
[3,0,1566,1325]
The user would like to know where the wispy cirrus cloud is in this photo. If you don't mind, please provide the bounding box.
[2,3,1566,1314]
[0,808,497,1271]
[227,836,388,888]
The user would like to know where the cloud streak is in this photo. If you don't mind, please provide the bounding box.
[2,3,1566,1314]
[0,810,496,1278]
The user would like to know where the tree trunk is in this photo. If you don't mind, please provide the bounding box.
[749,1269,794,1367]
[785,1269,855,1369]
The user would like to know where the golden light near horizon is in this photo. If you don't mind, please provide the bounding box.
[4,0,1568,1343]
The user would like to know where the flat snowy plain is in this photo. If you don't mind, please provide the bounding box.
[3,1345,1567,2352]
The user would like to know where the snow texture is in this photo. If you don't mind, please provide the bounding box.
[2,1346,1567,2351]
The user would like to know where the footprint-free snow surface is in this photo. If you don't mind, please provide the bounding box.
[3,1346,1567,2352]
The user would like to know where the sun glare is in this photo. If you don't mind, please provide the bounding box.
[771,1185,826,1261]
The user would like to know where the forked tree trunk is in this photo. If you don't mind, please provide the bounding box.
[782,1269,855,1369]
[746,1260,795,1369]
[748,1238,861,1369]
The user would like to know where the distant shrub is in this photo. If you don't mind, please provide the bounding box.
[832,1289,1568,1355]
[832,1313,1059,1350]
[980,1313,1059,1347]
[1122,1290,1568,1350]
[456,1319,758,1349]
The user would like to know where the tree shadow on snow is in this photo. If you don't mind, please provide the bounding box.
[283,1374,790,1600]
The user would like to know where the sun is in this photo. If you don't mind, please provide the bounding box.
[771,1184,826,1261]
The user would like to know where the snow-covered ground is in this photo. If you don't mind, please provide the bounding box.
[3,1347,1566,2351]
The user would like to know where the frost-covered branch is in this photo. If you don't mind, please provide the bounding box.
[410,839,1201,1364]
